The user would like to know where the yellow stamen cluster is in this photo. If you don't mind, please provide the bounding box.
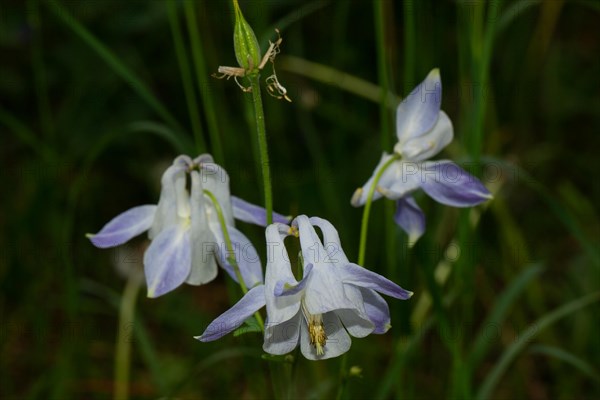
[302,302,327,355]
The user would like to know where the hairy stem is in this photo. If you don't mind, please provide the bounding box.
[249,75,274,225]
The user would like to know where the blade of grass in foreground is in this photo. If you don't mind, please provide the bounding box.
[44,0,185,135]
[475,291,600,400]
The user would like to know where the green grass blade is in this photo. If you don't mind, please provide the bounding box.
[166,0,206,153]
[259,0,329,47]
[44,0,184,134]
[496,0,541,34]
[183,0,224,163]
[128,120,193,153]
[279,55,400,105]
[475,291,600,400]
[468,264,544,369]
[529,344,600,382]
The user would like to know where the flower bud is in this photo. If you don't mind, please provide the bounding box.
[233,0,261,71]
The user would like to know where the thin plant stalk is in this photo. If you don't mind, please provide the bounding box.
[373,0,399,285]
[336,153,400,400]
[166,1,206,153]
[114,269,143,400]
[455,2,503,398]
[357,154,401,265]
[249,76,274,225]
[183,1,225,163]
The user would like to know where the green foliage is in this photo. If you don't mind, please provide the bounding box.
[1,0,599,399]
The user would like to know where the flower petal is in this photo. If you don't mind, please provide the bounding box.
[396,68,442,144]
[87,205,156,248]
[144,225,191,298]
[232,196,290,226]
[187,170,218,285]
[195,285,266,342]
[302,262,355,315]
[351,153,399,207]
[295,216,355,315]
[420,160,493,207]
[226,226,264,288]
[200,162,234,226]
[263,312,301,355]
[300,312,351,360]
[396,110,453,161]
[393,196,426,245]
[274,264,313,297]
[149,164,186,239]
[309,217,350,265]
[339,263,413,300]
[265,224,302,323]
[351,156,426,206]
[192,153,214,165]
[360,289,391,334]
[335,309,374,338]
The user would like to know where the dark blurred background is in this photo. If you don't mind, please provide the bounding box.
[1,0,599,399]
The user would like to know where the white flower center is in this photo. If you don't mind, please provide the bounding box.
[301,301,327,355]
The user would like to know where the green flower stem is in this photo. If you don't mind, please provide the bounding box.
[249,75,274,225]
[203,189,265,331]
[114,269,143,400]
[337,153,400,400]
[357,153,401,265]
[335,350,349,400]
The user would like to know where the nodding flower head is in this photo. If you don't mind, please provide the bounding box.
[351,69,492,245]
[87,154,289,298]
[196,215,413,360]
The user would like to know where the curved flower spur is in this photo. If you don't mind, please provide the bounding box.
[351,69,493,244]
[196,215,412,360]
[86,154,289,298]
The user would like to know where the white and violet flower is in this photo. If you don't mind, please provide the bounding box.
[87,154,288,298]
[196,215,412,360]
[351,69,492,243]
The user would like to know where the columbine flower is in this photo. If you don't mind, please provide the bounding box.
[351,69,492,243]
[87,154,288,298]
[196,215,412,360]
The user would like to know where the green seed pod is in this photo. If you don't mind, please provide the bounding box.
[233,0,261,72]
